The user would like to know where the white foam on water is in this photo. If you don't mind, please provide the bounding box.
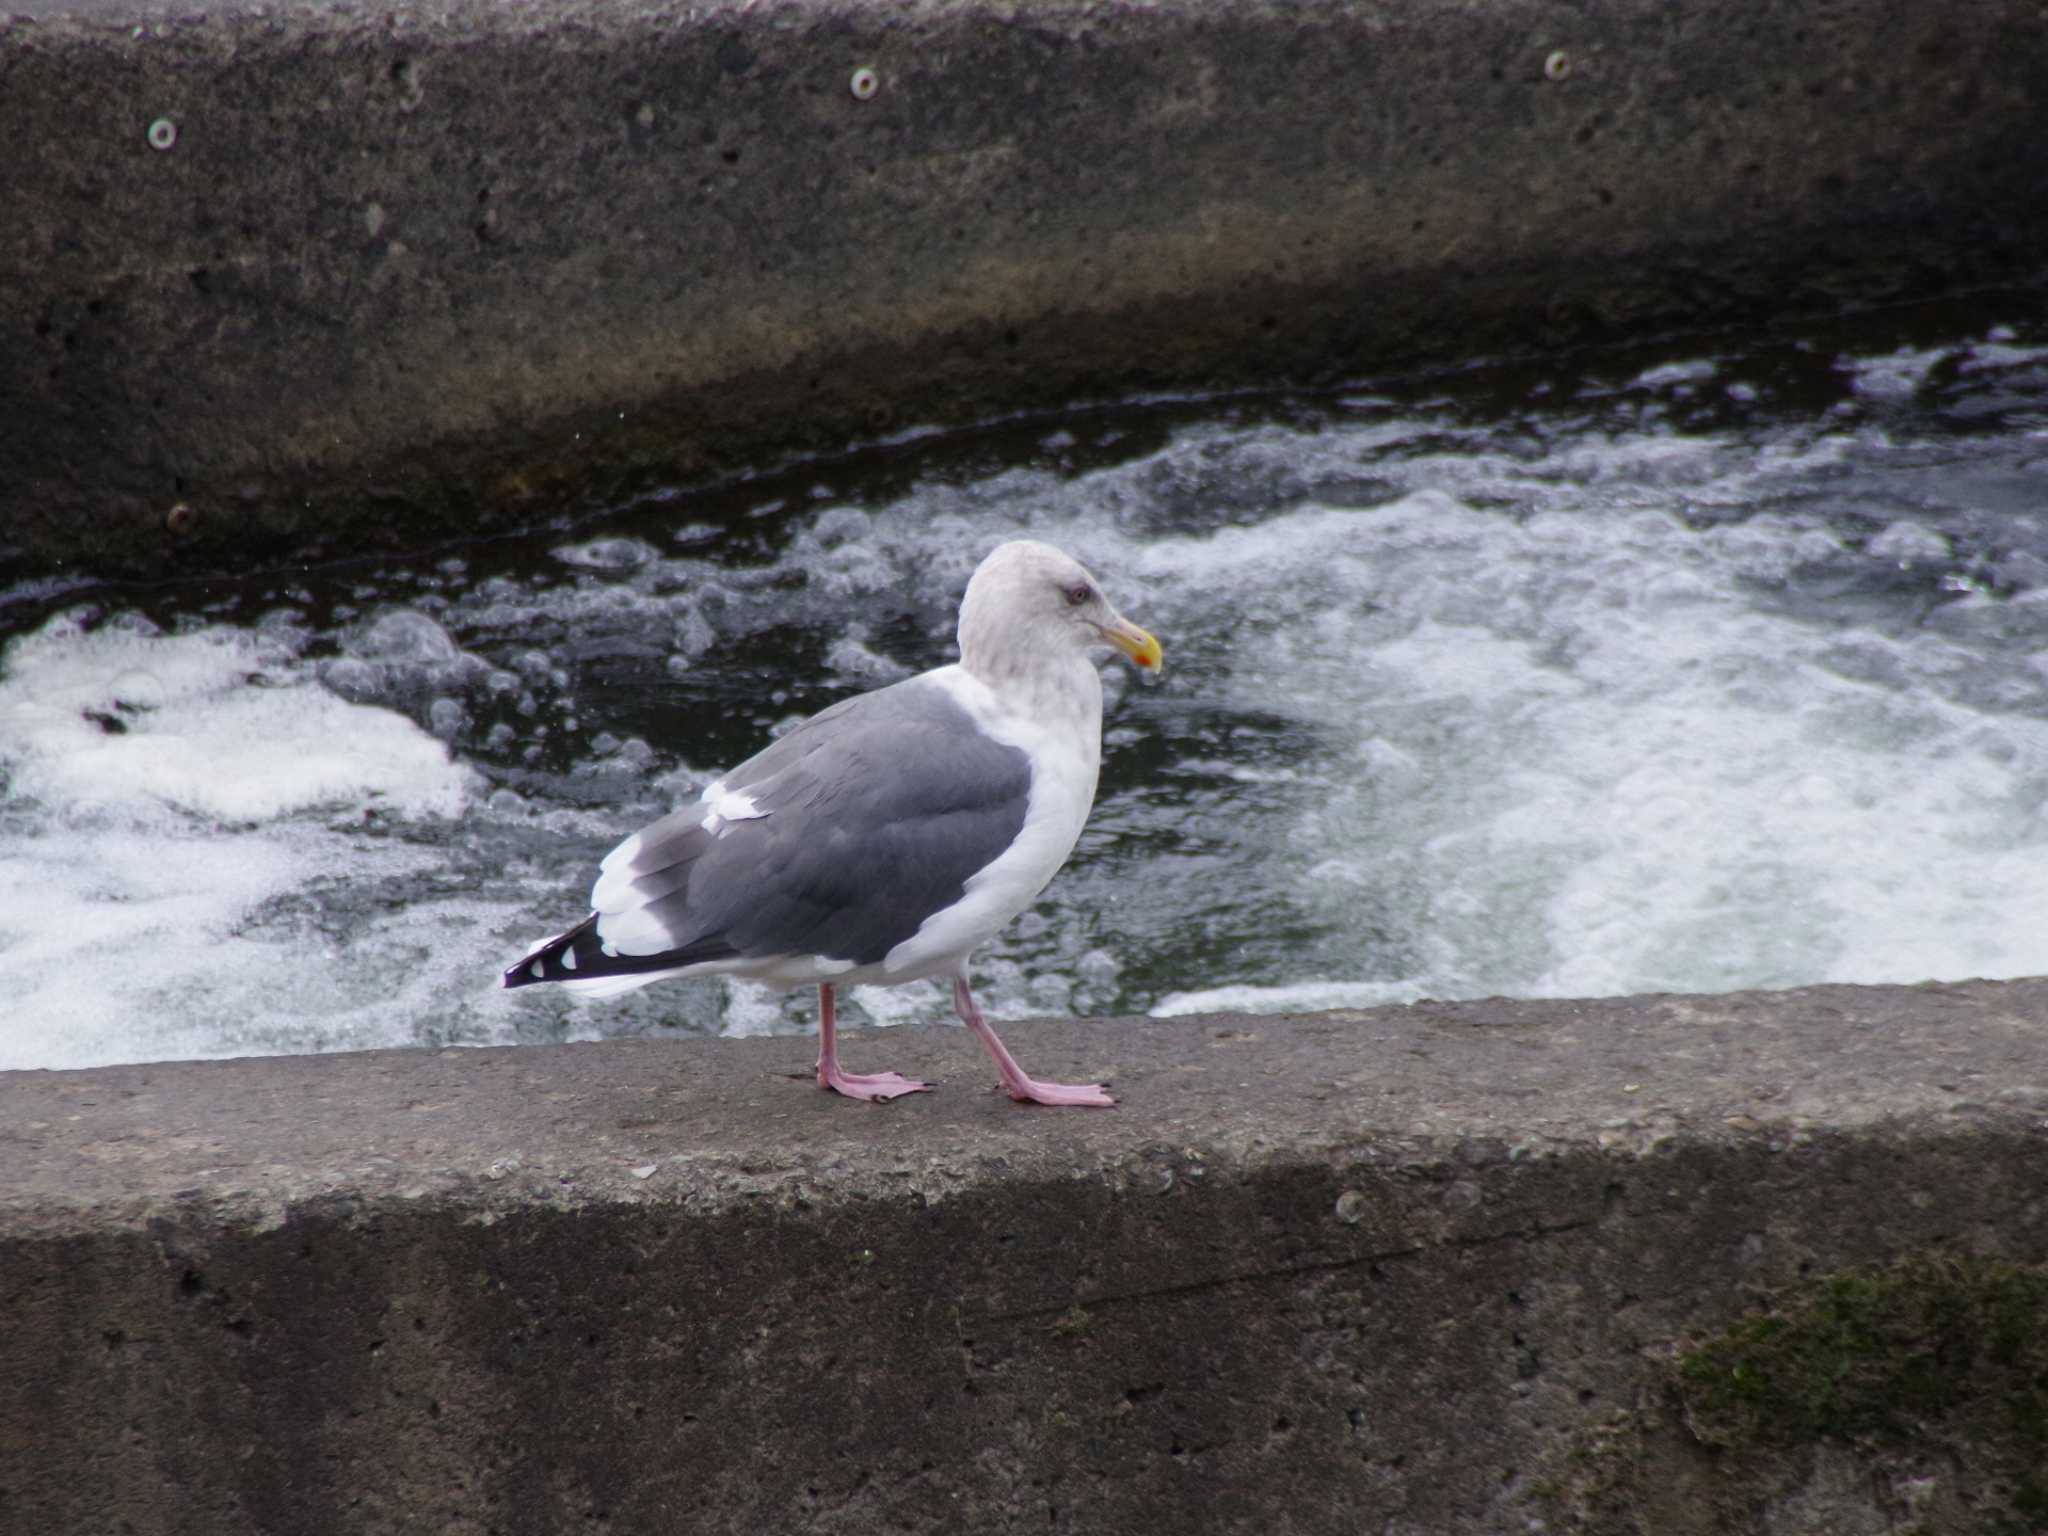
[1,617,472,824]
[717,978,808,1039]
[1127,460,2048,1013]
[1152,979,1434,1018]
[0,615,507,1070]
[1841,345,1947,402]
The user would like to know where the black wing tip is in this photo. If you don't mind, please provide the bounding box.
[503,916,599,989]
[502,915,752,991]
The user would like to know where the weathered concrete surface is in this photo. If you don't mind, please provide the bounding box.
[3,0,2046,577]
[3,979,2045,1533]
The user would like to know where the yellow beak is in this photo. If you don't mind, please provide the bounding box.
[1099,616,1164,672]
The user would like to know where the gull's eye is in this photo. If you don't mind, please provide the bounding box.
[1064,582,1092,607]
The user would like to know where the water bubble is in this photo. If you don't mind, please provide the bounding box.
[320,657,379,702]
[353,609,459,665]
[553,537,655,573]
[428,698,468,740]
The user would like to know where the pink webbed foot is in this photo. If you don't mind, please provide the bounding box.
[1000,1076,1117,1108]
[952,977,1117,1109]
[816,1065,933,1103]
[812,983,934,1103]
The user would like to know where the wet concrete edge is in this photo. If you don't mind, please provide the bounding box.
[3,978,2046,1532]
[4,0,2047,577]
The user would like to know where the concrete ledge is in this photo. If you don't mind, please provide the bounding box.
[5,980,2046,1532]
[5,0,2047,576]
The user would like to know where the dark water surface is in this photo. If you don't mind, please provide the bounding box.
[5,297,2048,1069]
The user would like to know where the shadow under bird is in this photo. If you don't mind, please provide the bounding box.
[502,539,1164,1106]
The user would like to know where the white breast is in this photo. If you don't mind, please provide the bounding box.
[878,664,1103,982]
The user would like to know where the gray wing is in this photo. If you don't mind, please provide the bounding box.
[590,678,1032,969]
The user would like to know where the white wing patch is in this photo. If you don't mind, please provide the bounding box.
[597,906,679,958]
[589,832,648,916]
[701,778,768,836]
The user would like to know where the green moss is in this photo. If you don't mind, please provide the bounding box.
[1531,1253,2048,1536]
[1049,1304,1094,1339]
[1676,1252,2048,1455]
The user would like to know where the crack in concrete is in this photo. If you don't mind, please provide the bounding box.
[978,1213,1612,1325]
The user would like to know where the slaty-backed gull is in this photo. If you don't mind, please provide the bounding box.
[502,539,1163,1107]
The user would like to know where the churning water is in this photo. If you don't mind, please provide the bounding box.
[5,305,2048,1070]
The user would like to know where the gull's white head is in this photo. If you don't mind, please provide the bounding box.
[957,540,1163,685]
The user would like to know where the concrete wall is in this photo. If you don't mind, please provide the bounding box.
[4,0,2046,577]
[5,979,2046,1533]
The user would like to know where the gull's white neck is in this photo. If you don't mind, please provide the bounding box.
[960,646,1103,773]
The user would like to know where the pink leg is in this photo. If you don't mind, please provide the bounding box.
[814,983,932,1102]
[953,977,1116,1107]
